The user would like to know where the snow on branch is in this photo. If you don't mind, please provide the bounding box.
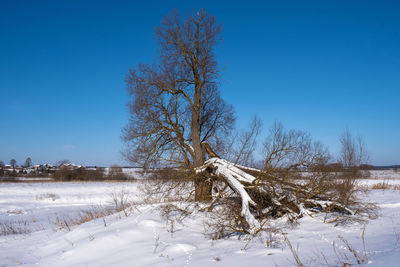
[197,157,260,233]
[196,154,367,235]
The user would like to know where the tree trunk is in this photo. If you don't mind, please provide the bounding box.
[192,104,211,201]
[194,174,212,201]
[191,73,211,201]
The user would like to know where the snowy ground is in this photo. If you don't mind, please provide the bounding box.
[367,170,400,180]
[1,175,400,266]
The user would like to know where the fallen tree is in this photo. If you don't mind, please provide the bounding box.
[195,144,373,236]
[138,127,375,239]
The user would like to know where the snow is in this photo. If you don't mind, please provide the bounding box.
[368,170,400,180]
[0,182,138,231]
[1,174,400,266]
[198,158,257,184]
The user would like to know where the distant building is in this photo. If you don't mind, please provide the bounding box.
[34,164,55,172]
[59,163,85,171]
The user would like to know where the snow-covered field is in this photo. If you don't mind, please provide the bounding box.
[1,174,400,266]
[367,170,400,180]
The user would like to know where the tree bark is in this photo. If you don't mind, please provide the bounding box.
[194,174,212,201]
[192,98,211,201]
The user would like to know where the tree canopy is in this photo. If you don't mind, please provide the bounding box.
[123,9,234,168]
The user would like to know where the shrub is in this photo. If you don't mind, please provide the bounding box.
[371,182,400,190]
[108,165,128,180]
[53,168,105,181]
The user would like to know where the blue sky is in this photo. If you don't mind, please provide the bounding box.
[0,0,399,166]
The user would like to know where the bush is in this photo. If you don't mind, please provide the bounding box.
[108,165,128,180]
[53,168,105,181]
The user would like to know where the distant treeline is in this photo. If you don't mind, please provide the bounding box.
[321,163,399,171]
[371,165,400,170]
[0,166,131,181]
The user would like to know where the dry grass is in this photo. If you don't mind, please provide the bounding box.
[369,181,400,190]
[54,205,114,231]
[159,203,192,237]
[139,174,194,205]
[109,188,136,217]
[356,179,400,191]
[0,220,31,236]
[54,189,137,231]
[330,228,370,266]
[285,226,371,267]
[6,209,25,215]
[36,193,59,201]
[284,235,306,267]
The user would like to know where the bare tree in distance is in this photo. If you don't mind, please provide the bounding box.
[123,9,235,200]
[24,157,33,168]
[0,161,4,167]
[263,121,330,174]
[339,128,369,175]
[10,159,17,168]
[220,116,263,167]
[108,165,127,180]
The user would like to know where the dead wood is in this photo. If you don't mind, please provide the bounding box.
[196,149,367,234]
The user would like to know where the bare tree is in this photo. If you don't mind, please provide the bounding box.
[10,159,17,168]
[339,128,368,168]
[123,10,373,236]
[108,165,127,180]
[24,157,33,168]
[263,122,330,174]
[220,116,262,167]
[195,122,374,236]
[123,9,235,200]
[0,161,4,167]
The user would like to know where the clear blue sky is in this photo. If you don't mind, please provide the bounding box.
[1,0,399,166]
